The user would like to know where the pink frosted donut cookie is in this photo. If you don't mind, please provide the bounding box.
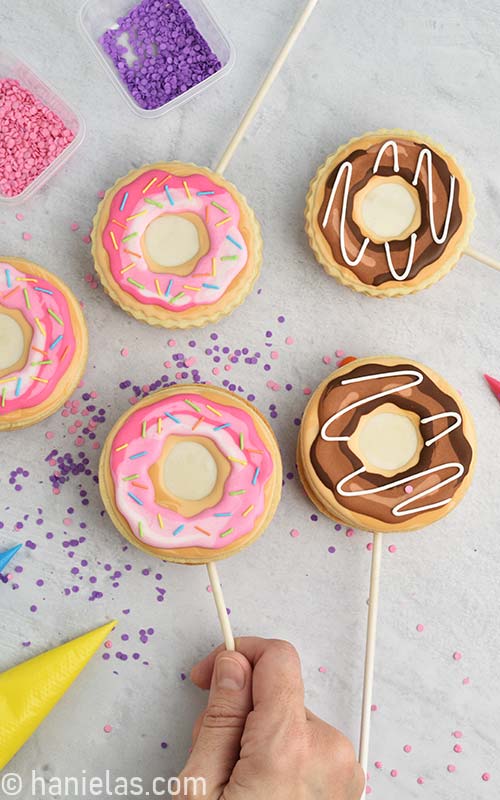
[92,163,263,329]
[0,258,88,431]
[99,385,282,564]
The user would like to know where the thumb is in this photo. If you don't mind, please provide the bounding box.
[179,651,253,799]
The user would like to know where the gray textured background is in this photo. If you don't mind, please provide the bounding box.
[1,0,500,797]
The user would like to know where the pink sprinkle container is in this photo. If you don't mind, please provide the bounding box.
[78,0,235,119]
[0,49,85,206]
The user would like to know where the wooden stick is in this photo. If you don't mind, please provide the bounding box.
[216,0,319,175]
[464,246,500,273]
[359,532,383,799]
[207,561,235,651]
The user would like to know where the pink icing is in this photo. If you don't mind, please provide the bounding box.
[0,262,78,414]
[109,392,275,550]
[101,169,249,312]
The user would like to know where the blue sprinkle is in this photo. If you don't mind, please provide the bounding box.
[164,412,181,424]
[165,279,173,299]
[130,451,148,460]
[5,269,11,288]
[227,235,243,250]
[197,191,215,196]
[34,287,54,295]
[214,423,231,431]
[119,192,129,211]
[128,492,144,506]
[252,467,260,485]
[202,283,220,290]
[214,513,232,517]
[173,524,185,536]
[165,186,175,206]
[15,377,22,397]
[49,335,63,350]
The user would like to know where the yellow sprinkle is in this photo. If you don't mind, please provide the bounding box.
[183,285,201,292]
[1,387,6,407]
[183,180,192,199]
[17,277,37,282]
[126,211,147,221]
[143,177,158,193]
[142,421,147,438]
[157,513,164,529]
[115,443,129,451]
[212,257,217,277]
[157,417,162,434]
[120,262,136,274]
[155,279,162,296]
[110,230,119,250]
[23,288,31,309]
[215,216,232,227]
[228,457,248,466]
[35,317,46,336]
[0,377,15,385]
[242,505,255,518]
[206,404,222,417]
[31,376,49,383]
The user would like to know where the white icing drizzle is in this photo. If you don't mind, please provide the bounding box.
[412,148,456,244]
[373,140,400,174]
[320,369,466,519]
[322,139,457,281]
[421,411,462,446]
[321,370,424,442]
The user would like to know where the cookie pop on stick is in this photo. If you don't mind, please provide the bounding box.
[305,129,500,296]
[92,0,319,329]
[297,356,476,794]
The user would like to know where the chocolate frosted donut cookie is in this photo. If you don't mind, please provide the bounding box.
[297,357,476,533]
[305,130,474,297]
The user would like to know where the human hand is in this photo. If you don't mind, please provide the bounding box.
[178,638,364,799]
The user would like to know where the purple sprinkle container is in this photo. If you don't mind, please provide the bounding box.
[79,0,234,118]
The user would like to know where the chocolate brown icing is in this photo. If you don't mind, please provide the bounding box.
[310,362,473,524]
[318,139,463,286]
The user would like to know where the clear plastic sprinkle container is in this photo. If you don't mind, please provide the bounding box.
[0,49,85,206]
[78,0,235,119]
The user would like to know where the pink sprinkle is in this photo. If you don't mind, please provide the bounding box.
[390,770,398,778]
[453,731,463,739]
[185,357,196,367]
[270,351,279,360]
[63,517,72,526]
[168,339,176,347]
[53,487,60,495]
[206,585,213,593]
[290,529,300,538]
[416,624,424,632]
[224,364,232,372]
[453,651,462,661]
[388,545,397,553]
[98,190,105,198]
[303,387,312,395]
[447,764,456,773]
[120,348,128,357]
[266,380,281,391]
[346,528,354,537]
[367,542,373,551]
[403,744,412,753]
[15,212,24,221]
[22,232,32,241]
[85,273,93,283]
[92,441,100,450]
[417,777,424,785]
[75,436,84,445]
[335,349,345,357]
[366,787,372,795]
[285,336,294,345]
[45,431,55,440]
[163,361,172,368]
[454,744,463,753]
[374,761,383,770]
[212,367,220,376]
[71,222,79,231]
[68,425,76,434]
[463,677,471,685]
[405,485,414,494]
[323,355,332,364]
[82,235,91,244]
[371,704,378,711]
[103,724,112,733]
[318,666,327,674]
[482,773,491,782]
[175,371,183,380]
[104,640,112,649]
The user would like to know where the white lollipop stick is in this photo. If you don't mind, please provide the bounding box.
[207,561,235,651]
[216,0,319,175]
[359,532,383,799]
[464,246,500,273]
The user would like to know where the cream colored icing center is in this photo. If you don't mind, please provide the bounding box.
[145,215,200,267]
[357,411,419,471]
[0,313,25,371]
[361,181,417,240]
[162,441,218,501]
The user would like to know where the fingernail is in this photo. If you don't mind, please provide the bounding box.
[215,656,246,691]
